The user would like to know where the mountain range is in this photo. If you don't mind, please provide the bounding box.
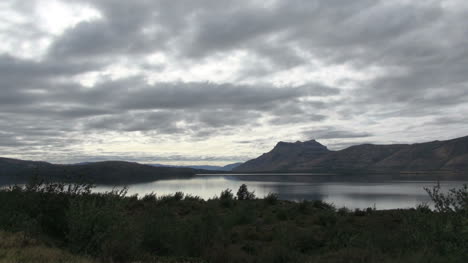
[234,135,468,173]
[148,162,242,171]
[2,135,467,184]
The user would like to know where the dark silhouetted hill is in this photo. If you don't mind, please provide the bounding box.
[148,162,242,171]
[0,158,198,184]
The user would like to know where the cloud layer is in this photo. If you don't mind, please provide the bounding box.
[1,0,467,164]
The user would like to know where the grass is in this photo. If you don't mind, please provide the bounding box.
[0,231,94,263]
[0,181,466,263]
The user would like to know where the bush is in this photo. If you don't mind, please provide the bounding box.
[159,191,185,202]
[184,194,202,202]
[298,200,309,214]
[337,207,350,216]
[141,192,157,202]
[353,208,366,216]
[415,203,432,214]
[23,175,94,195]
[174,191,184,201]
[236,184,255,200]
[220,189,234,200]
[66,194,140,262]
[264,192,279,205]
[424,183,468,213]
[312,200,335,210]
[2,180,468,262]
[219,188,234,207]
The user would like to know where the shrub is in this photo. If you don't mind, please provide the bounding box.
[312,200,335,210]
[23,175,94,195]
[298,200,309,214]
[142,192,157,202]
[219,189,234,207]
[365,207,374,214]
[424,183,468,213]
[276,209,288,221]
[416,203,432,214]
[174,191,184,201]
[220,189,234,200]
[184,194,202,202]
[354,208,366,216]
[264,192,279,205]
[317,211,337,227]
[236,184,255,200]
[337,207,350,216]
[66,195,140,261]
[232,205,256,225]
[159,191,185,202]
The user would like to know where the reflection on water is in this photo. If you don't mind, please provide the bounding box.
[94,174,468,210]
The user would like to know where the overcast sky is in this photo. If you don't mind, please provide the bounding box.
[1,0,468,165]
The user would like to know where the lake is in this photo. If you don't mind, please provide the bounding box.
[94,173,468,210]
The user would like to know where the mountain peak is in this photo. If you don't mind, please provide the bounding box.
[274,139,328,151]
[235,135,468,173]
[234,139,330,172]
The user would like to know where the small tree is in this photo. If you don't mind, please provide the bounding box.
[219,188,234,207]
[236,184,255,200]
[220,189,234,200]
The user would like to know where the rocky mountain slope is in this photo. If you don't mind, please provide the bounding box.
[234,135,468,173]
[234,140,330,172]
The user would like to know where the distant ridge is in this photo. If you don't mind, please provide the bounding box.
[148,162,242,171]
[0,158,199,184]
[234,135,468,173]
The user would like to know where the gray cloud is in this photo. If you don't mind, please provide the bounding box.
[112,81,338,111]
[302,127,373,140]
[1,0,468,163]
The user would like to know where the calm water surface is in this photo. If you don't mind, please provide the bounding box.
[94,173,468,210]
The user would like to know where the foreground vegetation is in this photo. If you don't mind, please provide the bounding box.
[0,180,467,263]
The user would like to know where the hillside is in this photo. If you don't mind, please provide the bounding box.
[234,135,468,173]
[0,158,198,184]
[234,140,330,172]
[148,162,242,171]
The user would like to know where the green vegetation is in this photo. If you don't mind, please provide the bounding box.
[0,231,95,263]
[0,180,467,263]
